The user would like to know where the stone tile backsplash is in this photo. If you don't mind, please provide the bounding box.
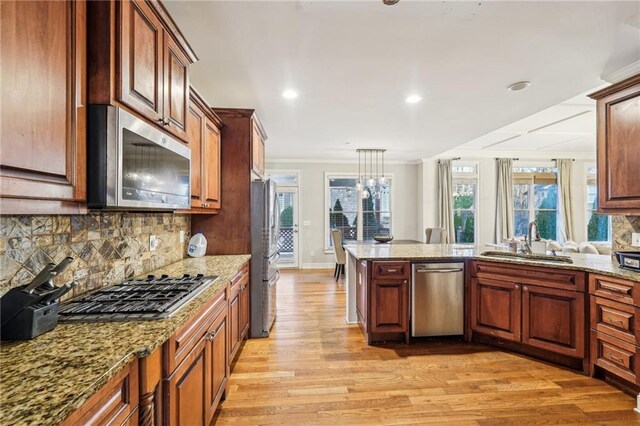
[612,215,640,253]
[0,213,190,300]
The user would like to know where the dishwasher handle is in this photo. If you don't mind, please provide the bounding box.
[415,268,464,274]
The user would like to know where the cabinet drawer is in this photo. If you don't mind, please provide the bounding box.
[164,288,227,374]
[372,261,410,279]
[591,296,639,345]
[62,361,139,426]
[231,262,249,286]
[471,261,585,292]
[590,274,638,306]
[591,330,640,384]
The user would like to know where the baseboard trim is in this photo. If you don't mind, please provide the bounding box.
[301,263,334,269]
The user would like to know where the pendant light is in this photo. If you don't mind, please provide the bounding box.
[356,148,387,199]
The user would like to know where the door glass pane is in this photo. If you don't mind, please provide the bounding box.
[534,210,556,240]
[277,192,295,262]
[533,184,557,209]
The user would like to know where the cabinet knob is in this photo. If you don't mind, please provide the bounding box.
[523,286,528,292]
[514,284,519,290]
[163,118,170,126]
[403,280,408,284]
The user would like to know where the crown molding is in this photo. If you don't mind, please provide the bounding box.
[267,158,421,165]
[601,60,640,84]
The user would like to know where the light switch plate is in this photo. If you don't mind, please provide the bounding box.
[632,232,640,247]
[179,230,185,243]
[303,220,311,226]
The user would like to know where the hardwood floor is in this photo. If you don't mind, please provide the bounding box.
[214,269,640,425]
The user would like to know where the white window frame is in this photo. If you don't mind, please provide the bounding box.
[324,172,395,253]
[584,164,612,243]
[267,169,303,267]
[452,160,479,244]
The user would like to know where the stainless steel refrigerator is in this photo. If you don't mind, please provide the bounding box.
[250,179,279,338]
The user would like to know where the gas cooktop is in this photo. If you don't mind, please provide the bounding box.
[58,274,218,322]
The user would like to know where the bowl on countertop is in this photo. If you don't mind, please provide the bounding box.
[373,235,394,244]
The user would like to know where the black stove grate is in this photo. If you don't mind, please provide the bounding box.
[58,274,218,322]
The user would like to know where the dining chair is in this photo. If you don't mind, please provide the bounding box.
[425,227,448,244]
[331,229,346,281]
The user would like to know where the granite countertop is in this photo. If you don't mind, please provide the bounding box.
[344,242,640,283]
[0,254,250,426]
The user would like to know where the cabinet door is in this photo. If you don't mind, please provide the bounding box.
[229,289,241,360]
[163,32,189,141]
[470,277,521,341]
[187,103,204,208]
[522,285,585,358]
[240,279,250,338]
[119,0,164,123]
[165,338,208,426]
[595,78,640,212]
[0,0,86,211]
[205,310,228,422]
[356,261,367,327]
[370,278,408,333]
[203,119,221,209]
[251,121,265,178]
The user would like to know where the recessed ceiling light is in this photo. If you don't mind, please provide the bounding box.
[507,81,531,92]
[282,90,298,99]
[405,94,422,104]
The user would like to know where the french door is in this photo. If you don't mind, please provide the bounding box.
[276,188,299,268]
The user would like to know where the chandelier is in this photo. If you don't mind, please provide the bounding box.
[356,149,387,200]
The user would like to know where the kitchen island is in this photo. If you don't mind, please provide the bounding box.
[344,241,640,398]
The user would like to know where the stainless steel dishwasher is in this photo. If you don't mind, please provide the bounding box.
[411,262,464,337]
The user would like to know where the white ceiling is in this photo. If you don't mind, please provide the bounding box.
[164,1,640,161]
[454,91,600,154]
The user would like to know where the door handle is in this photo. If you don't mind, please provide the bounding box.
[415,269,463,274]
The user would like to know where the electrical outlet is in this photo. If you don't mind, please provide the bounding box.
[179,230,185,243]
[632,232,640,247]
[149,235,159,251]
[303,220,311,226]
[310,250,315,257]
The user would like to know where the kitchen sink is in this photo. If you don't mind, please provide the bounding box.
[480,251,574,264]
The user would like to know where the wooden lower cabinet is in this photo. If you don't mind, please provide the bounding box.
[229,264,250,364]
[165,338,208,426]
[469,261,587,364]
[370,278,409,333]
[206,310,229,419]
[470,277,521,342]
[522,285,585,358]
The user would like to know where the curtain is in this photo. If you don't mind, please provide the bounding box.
[495,158,514,243]
[557,159,574,244]
[437,159,455,243]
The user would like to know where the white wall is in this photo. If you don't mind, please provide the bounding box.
[267,160,420,268]
[422,149,597,245]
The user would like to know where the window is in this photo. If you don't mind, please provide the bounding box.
[586,167,611,242]
[513,167,557,240]
[326,175,392,249]
[452,163,478,243]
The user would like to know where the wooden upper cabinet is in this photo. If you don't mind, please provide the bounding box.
[187,102,205,208]
[164,32,189,140]
[589,74,640,213]
[186,87,222,212]
[88,0,197,143]
[252,118,267,179]
[0,0,87,214]
[203,119,222,209]
[119,0,164,123]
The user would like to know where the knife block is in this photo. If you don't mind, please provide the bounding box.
[0,286,60,341]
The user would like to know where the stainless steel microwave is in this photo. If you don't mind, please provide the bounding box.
[87,106,191,210]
